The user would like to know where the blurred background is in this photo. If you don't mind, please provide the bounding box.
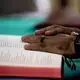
[0,0,52,35]
[0,0,51,17]
[0,0,80,35]
[0,0,80,17]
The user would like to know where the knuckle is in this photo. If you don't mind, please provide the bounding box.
[72,27,79,31]
[53,25,62,28]
[75,28,80,31]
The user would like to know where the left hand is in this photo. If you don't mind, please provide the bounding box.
[21,34,76,57]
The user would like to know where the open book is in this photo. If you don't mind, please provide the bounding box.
[0,35,62,78]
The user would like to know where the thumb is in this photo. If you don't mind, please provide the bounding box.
[21,35,42,43]
[71,32,79,36]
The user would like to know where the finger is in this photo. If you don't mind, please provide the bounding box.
[24,43,46,51]
[45,28,64,35]
[21,35,42,43]
[45,27,80,35]
[71,27,80,33]
[35,25,61,35]
[63,27,80,34]
[57,34,70,37]
[24,43,62,54]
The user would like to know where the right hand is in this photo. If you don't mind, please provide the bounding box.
[35,25,80,36]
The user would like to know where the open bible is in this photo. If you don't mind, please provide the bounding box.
[0,35,62,78]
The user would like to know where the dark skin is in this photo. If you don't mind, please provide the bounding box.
[35,25,80,35]
[21,25,80,58]
[22,33,76,57]
[22,0,80,58]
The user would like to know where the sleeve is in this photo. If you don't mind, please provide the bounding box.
[74,34,80,58]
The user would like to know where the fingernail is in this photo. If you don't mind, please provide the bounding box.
[24,44,29,49]
[21,36,25,41]
[35,30,41,35]
[35,30,44,35]
[45,31,52,35]
[21,36,29,42]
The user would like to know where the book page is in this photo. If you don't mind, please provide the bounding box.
[0,35,62,68]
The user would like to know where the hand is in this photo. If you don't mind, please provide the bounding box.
[35,25,80,36]
[21,34,76,57]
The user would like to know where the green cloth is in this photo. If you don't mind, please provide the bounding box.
[0,17,44,35]
[64,58,80,78]
[0,16,80,78]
